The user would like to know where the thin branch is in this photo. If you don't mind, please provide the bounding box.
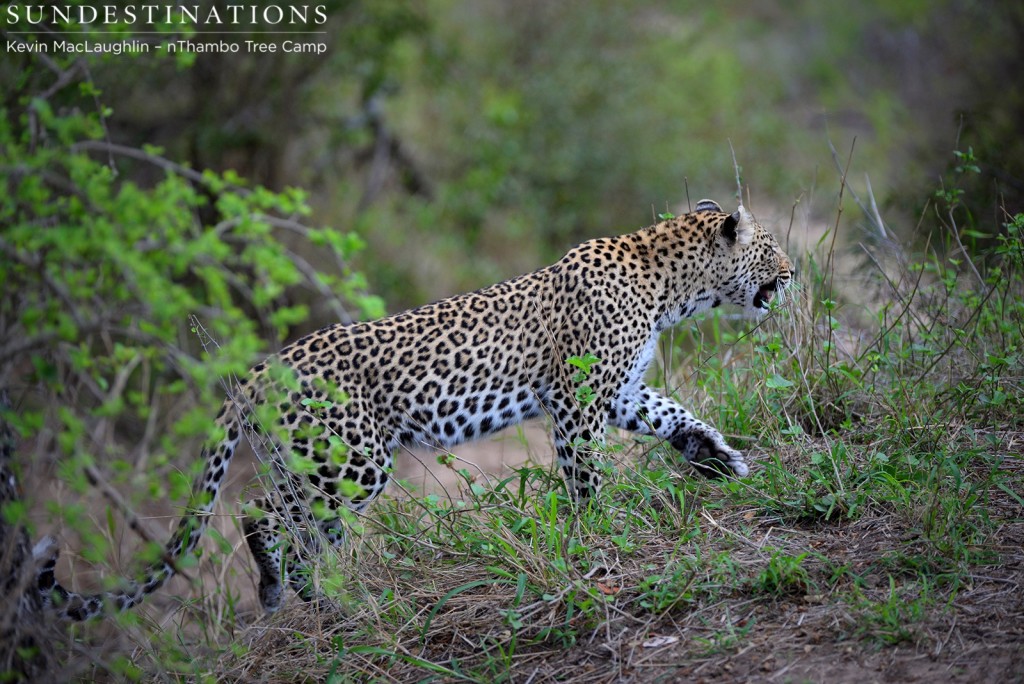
[727,139,743,206]
[70,140,223,190]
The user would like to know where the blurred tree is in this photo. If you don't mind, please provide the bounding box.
[924,2,1024,231]
[89,0,432,193]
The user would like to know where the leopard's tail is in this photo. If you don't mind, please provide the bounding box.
[37,401,243,621]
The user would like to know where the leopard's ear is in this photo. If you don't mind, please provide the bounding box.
[694,199,722,213]
[719,205,755,246]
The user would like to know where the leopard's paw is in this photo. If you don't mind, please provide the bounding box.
[672,432,748,479]
[692,442,749,478]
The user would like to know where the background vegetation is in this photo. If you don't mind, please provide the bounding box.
[1,0,1022,681]
[48,0,1024,306]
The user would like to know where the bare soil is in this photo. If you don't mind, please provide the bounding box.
[393,420,551,494]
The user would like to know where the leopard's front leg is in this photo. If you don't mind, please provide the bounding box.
[544,388,609,500]
[610,384,749,478]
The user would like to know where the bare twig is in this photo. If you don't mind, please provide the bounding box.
[727,139,743,205]
[70,140,216,188]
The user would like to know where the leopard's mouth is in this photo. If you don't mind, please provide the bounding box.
[753,278,780,310]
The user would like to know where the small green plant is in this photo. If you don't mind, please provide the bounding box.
[566,353,601,406]
[751,548,813,597]
[637,560,698,613]
[853,576,929,645]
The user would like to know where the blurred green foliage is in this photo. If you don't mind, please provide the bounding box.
[2,0,1021,411]
[6,0,1016,309]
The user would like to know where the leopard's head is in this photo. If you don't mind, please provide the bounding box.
[694,199,793,316]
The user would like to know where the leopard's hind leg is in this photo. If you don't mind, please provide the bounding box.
[242,494,292,614]
[242,445,394,613]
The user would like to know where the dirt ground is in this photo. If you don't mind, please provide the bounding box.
[393,420,551,495]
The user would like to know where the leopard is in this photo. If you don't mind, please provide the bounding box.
[37,199,792,620]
